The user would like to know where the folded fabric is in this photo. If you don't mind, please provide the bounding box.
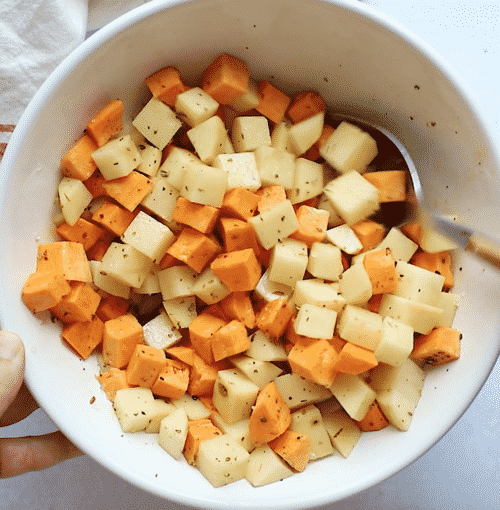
[0,0,88,160]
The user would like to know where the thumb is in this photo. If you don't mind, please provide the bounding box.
[0,332,25,418]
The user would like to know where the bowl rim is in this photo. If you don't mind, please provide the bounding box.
[1,0,500,508]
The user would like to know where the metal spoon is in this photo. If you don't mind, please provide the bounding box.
[332,113,500,270]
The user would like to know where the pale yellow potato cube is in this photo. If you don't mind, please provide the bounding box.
[248,199,299,250]
[142,311,182,350]
[289,158,324,204]
[158,147,201,190]
[230,355,283,389]
[133,97,182,150]
[228,78,260,112]
[196,435,250,488]
[288,111,324,155]
[136,142,162,177]
[145,399,176,433]
[336,304,383,351]
[232,115,271,152]
[179,160,228,207]
[291,278,346,313]
[58,177,93,226]
[157,265,197,301]
[140,175,180,223]
[121,211,175,263]
[91,135,142,180]
[307,242,343,281]
[436,291,459,327]
[323,171,379,225]
[162,295,197,329]
[339,263,373,305]
[245,330,288,362]
[268,238,309,287]
[317,193,344,228]
[211,415,254,453]
[213,369,260,425]
[170,393,211,420]
[187,115,228,164]
[294,303,337,339]
[393,260,445,306]
[175,87,219,127]
[326,224,363,255]
[273,373,332,410]
[89,260,130,299]
[212,152,261,191]
[246,445,294,486]
[134,270,161,294]
[254,145,296,190]
[319,121,378,174]
[329,373,377,421]
[374,316,414,367]
[158,407,188,459]
[100,242,154,289]
[113,388,157,433]
[191,268,231,305]
[271,121,299,155]
[254,268,294,304]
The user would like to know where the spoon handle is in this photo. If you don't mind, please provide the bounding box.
[466,233,500,270]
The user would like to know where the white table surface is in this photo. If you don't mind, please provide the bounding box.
[2,1,500,509]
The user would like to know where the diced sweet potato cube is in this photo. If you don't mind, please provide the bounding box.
[85,99,124,147]
[355,400,390,432]
[145,66,186,107]
[221,187,260,220]
[56,218,106,252]
[255,297,294,338]
[183,418,223,465]
[211,320,251,362]
[36,242,92,282]
[91,200,136,236]
[22,270,71,313]
[289,205,328,247]
[255,185,287,213]
[255,81,291,124]
[218,217,260,254]
[126,344,167,387]
[363,170,406,203]
[410,250,454,291]
[351,219,386,252]
[268,430,310,472]
[151,358,190,400]
[219,291,256,329]
[188,353,219,396]
[335,342,378,374]
[287,90,326,124]
[102,314,144,369]
[60,134,98,181]
[49,281,101,323]
[411,327,461,366]
[172,197,220,234]
[189,312,227,365]
[210,248,262,292]
[102,171,153,212]
[61,315,104,359]
[96,367,132,402]
[96,295,130,321]
[363,247,398,294]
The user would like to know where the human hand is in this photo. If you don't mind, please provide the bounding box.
[0,331,82,478]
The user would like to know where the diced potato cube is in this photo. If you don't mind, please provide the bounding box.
[134,270,161,295]
[291,278,346,313]
[436,291,459,327]
[246,445,294,486]
[89,260,130,299]
[319,121,378,174]
[288,111,324,155]
[393,260,445,306]
[212,152,261,191]
[248,199,299,250]
[91,135,142,180]
[175,87,219,127]
[158,407,189,459]
[230,355,283,389]
[294,304,337,339]
[142,311,182,350]
[228,78,260,112]
[268,238,309,288]
[336,305,383,351]
[157,265,197,301]
[113,387,156,432]
[58,177,93,226]
[271,121,299,155]
[140,175,180,223]
[307,242,343,281]
[288,158,324,204]
[133,97,182,150]
[317,193,344,228]
[163,295,197,329]
[121,211,175,263]
[329,373,376,421]
[254,145,296,190]
[326,224,363,255]
[339,263,373,305]
[187,115,228,164]
[232,116,272,152]
[323,171,379,225]
[179,160,228,207]
[191,268,231,305]
[254,269,294,304]
[374,316,414,367]
[211,414,254,453]
[213,368,260,424]
[136,141,162,177]
[273,373,332,410]
[145,399,176,433]
[170,393,211,420]
[100,242,154,289]
[196,434,250,487]
[158,147,201,190]
[246,330,288,362]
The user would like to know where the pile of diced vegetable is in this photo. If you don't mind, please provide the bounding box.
[21,53,462,488]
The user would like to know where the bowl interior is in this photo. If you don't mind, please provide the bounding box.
[1,0,500,508]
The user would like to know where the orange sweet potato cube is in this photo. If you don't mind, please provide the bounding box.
[84,169,107,198]
[363,170,407,202]
[151,358,190,399]
[60,134,98,181]
[202,53,250,104]
[96,367,133,402]
[289,205,329,247]
[335,342,378,374]
[22,270,71,313]
[126,344,167,387]
[210,248,262,292]
[411,327,461,366]
[183,418,223,465]
[167,227,221,273]
[165,344,196,366]
[56,218,107,252]
[218,217,260,254]
[351,219,386,252]
[102,314,144,369]
[85,99,124,147]
[288,338,340,387]
[287,90,326,124]
[363,247,398,294]
[188,312,227,365]
[219,291,256,329]
[255,297,294,338]
[61,315,104,360]
[255,185,287,213]
[355,400,390,432]
[211,320,251,362]
[255,81,291,124]
[269,430,310,472]
[221,187,260,220]
[96,295,130,321]
[171,197,220,234]
[49,281,101,323]
[91,200,137,236]
[36,242,92,282]
[145,66,186,107]
[188,353,219,396]
[249,381,291,446]
[410,250,454,291]
[102,171,153,212]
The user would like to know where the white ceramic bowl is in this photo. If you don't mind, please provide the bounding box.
[1,0,500,508]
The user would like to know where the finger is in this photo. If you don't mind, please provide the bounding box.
[0,332,25,418]
[0,431,83,478]
[0,382,39,427]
